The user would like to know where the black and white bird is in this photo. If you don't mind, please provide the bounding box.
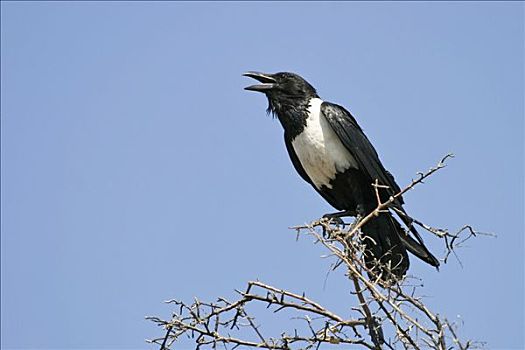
[244,71,439,279]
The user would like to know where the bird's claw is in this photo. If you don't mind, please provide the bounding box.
[321,215,347,238]
[322,216,345,226]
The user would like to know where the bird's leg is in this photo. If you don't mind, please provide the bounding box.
[323,209,357,223]
[323,205,368,236]
[321,210,357,237]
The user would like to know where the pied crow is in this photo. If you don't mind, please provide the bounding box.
[244,71,439,279]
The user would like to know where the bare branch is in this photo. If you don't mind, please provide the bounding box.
[148,155,486,350]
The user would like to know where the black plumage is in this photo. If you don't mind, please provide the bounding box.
[244,71,439,279]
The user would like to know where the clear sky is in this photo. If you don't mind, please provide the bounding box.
[1,2,523,349]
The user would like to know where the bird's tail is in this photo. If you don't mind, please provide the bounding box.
[360,212,410,280]
[396,214,441,268]
[360,212,439,281]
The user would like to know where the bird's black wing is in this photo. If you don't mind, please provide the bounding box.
[321,102,439,264]
[320,102,403,201]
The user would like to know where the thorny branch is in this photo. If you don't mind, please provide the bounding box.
[147,154,490,349]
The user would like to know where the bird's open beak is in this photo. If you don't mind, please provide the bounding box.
[243,71,277,92]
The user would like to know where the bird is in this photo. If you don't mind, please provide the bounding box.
[243,71,439,280]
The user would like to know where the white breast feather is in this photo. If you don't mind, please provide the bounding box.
[291,98,358,189]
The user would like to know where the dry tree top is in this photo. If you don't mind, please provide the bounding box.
[147,155,489,350]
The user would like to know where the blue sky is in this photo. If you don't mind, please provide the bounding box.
[1,2,523,349]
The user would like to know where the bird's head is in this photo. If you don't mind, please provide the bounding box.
[243,71,318,115]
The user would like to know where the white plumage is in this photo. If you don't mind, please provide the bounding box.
[291,98,359,189]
